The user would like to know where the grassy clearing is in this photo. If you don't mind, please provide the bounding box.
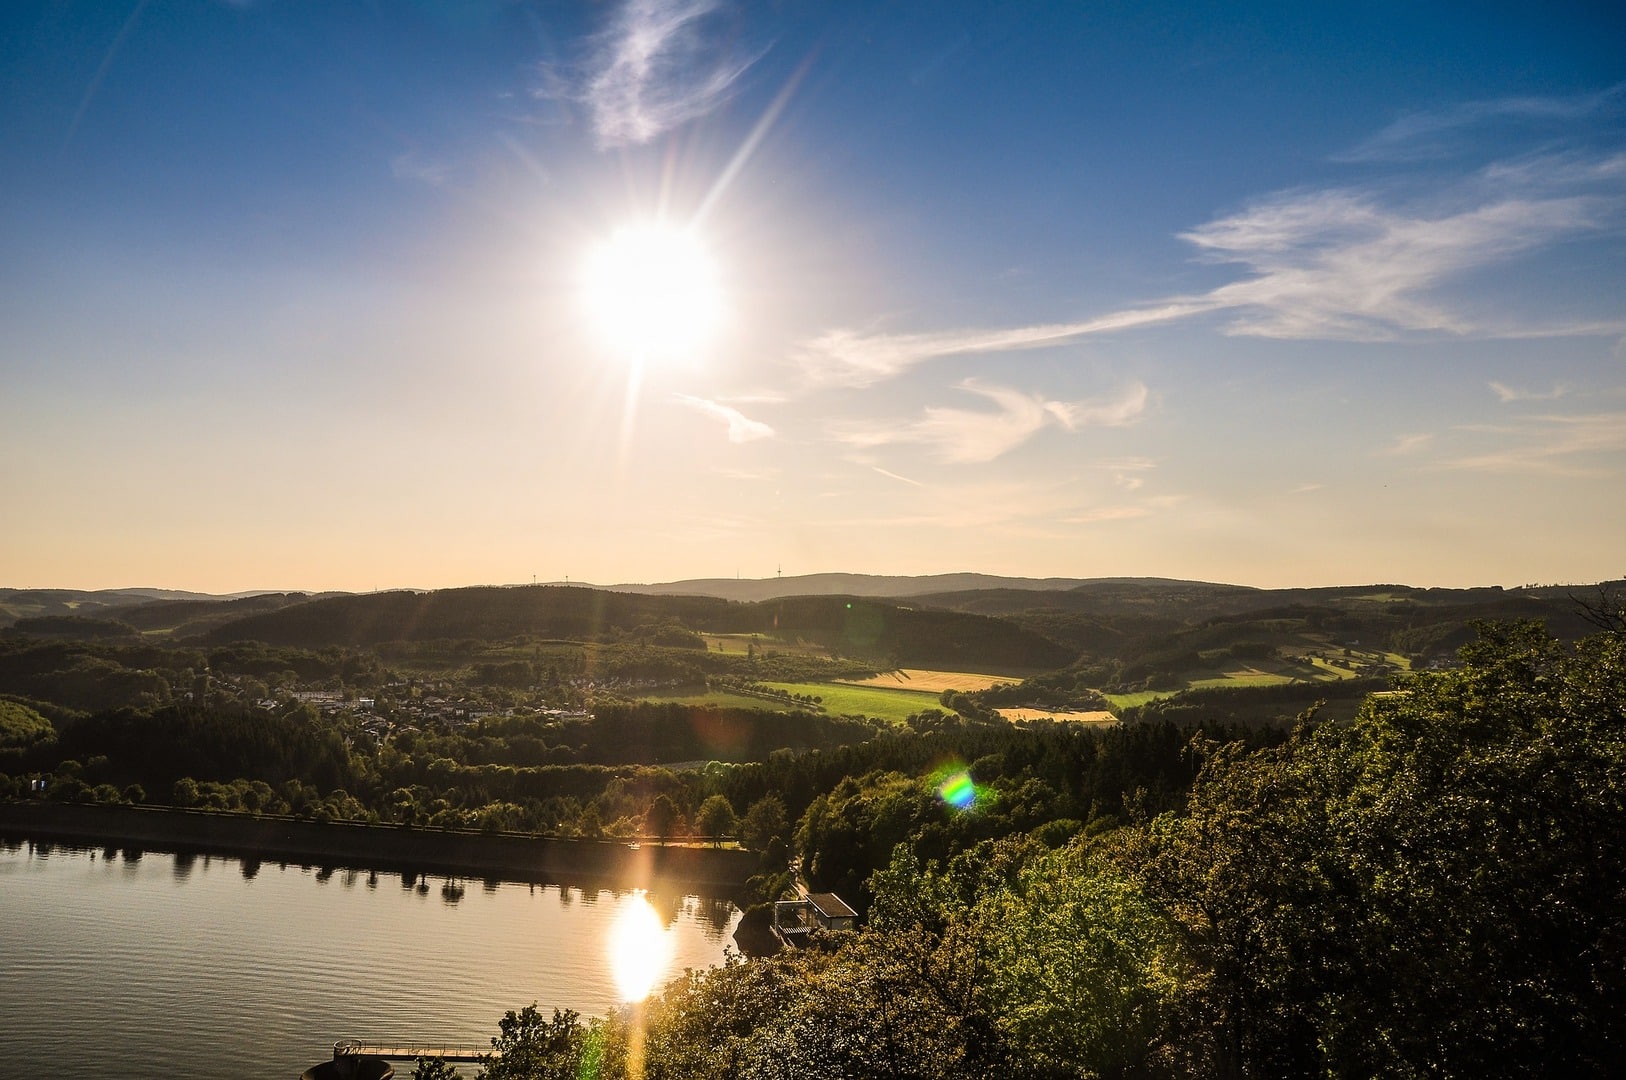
[836,668,1016,694]
[764,681,939,724]
[1186,668,1300,691]
[1100,690,1171,709]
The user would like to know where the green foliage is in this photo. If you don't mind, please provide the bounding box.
[975,842,1182,1074]
[410,1057,461,1080]
[738,793,788,851]
[644,793,682,840]
[0,699,54,747]
[695,794,736,845]
[478,1004,584,1080]
[1128,620,1626,1076]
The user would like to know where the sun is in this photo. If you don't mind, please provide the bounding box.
[580,222,724,365]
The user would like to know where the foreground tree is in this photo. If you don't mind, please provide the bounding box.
[1131,621,1626,1077]
[411,1058,461,1080]
[477,1005,584,1080]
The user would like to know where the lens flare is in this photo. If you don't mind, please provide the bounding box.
[608,892,673,1002]
[938,769,976,811]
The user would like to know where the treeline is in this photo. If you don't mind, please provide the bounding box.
[0,638,383,714]
[451,621,1626,1079]
[199,586,742,648]
[1,689,1240,869]
[189,586,1075,669]
[1119,676,1389,726]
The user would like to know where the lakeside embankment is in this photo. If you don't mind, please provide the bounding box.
[0,801,755,891]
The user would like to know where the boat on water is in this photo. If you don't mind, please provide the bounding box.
[300,1041,394,1080]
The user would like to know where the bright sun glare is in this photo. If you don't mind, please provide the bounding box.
[581,222,724,365]
[609,892,675,1002]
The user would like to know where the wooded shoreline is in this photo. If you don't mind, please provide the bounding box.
[0,801,756,891]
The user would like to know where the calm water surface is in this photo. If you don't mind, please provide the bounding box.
[0,839,739,1079]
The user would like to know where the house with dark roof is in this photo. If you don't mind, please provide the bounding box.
[771,889,858,945]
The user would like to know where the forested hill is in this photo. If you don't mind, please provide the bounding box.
[197,586,1075,669]
[200,586,740,648]
[590,572,1096,603]
[911,580,1578,619]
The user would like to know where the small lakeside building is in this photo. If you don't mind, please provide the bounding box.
[771,889,858,945]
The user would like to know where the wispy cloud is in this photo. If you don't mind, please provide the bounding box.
[796,303,1205,389]
[1062,494,1187,526]
[576,0,762,148]
[837,380,1148,464]
[390,150,455,189]
[68,0,151,145]
[1490,381,1567,403]
[676,394,774,442]
[1334,84,1626,163]
[793,117,1626,387]
[1439,412,1626,475]
[1062,505,1151,524]
[1183,185,1612,340]
[871,466,923,487]
[1382,433,1435,456]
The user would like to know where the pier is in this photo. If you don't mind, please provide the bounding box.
[340,1041,489,1062]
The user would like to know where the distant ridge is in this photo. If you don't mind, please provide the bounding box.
[547,573,1201,604]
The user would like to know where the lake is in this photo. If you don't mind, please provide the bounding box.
[0,839,740,1079]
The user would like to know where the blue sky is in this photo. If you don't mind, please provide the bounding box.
[2,0,1623,592]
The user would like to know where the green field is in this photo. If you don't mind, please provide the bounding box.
[764,680,941,723]
[1100,690,1171,710]
[642,680,938,723]
[1185,670,1299,691]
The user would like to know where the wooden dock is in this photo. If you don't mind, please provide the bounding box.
[345,1043,489,1062]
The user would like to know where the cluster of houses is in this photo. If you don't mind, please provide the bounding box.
[245,683,592,746]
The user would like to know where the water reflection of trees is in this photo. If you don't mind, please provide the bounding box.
[636,890,735,934]
[695,896,735,935]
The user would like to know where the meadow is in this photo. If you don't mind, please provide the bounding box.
[836,668,1015,694]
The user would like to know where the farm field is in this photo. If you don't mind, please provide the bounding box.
[836,668,1016,693]
[997,707,1117,724]
[764,680,940,724]
[1185,668,1300,691]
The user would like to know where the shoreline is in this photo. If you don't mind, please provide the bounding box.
[0,801,755,894]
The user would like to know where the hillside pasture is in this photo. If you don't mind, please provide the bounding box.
[643,680,944,724]
[836,668,1015,694]
[763,680,941,724]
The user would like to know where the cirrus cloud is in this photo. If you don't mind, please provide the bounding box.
[676,394,774,443]
[577,0,763,149]
[837,380,1149,464]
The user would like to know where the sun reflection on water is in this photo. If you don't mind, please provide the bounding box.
[609,891,675,1003]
